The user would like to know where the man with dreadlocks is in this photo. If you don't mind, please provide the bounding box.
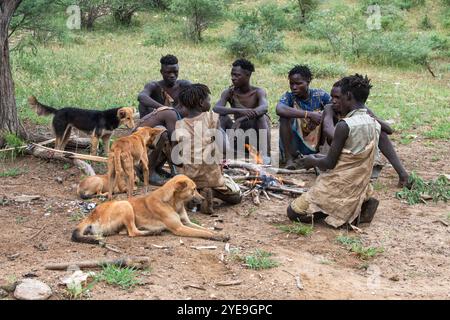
[174,83,242,214]
[287,74,381,228]
[137,54,191,118]
[321,80,410,188]
[214,59,271,164]
[276,65,331,169]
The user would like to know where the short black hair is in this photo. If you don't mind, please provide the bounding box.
[339,74,372,103]
[232,59,255,73]
[332,79,343,88]
[178,83,211,110]
[160,54,178,65]
[288,65,313,81]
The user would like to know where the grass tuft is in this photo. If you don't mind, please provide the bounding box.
[336,235,384,260]
[277,221,313,236]
[243,249,280,270]
[94,264,141,290]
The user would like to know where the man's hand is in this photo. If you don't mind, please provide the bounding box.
[231,116,248,129]
[307,111,322,125]
[236,108,258,119]
[295,155,317,169]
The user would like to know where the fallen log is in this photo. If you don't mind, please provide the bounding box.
[26,144,96,176]
[26,131,91,150]
[45,256,150,270]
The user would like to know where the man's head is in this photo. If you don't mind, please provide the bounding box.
[231,59,255,88]
[178,83,211,113]
[288,65,312,98]
[160,54,179,87]
[333,74,372,115]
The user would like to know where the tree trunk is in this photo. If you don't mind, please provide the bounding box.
[0,0,23,138]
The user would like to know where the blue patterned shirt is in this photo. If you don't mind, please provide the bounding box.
[279,89,331,112]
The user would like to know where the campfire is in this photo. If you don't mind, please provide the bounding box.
[222,156,309,205]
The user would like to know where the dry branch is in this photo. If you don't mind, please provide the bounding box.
[26,144,98,176]
[45,256,150,270]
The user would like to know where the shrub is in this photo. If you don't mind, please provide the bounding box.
[271,60,347,78]
[419,14,433,30]
[110,0,145,26]
[357,32,431,67]
[170,0,226,42]
[292,0,319,23]
[225,2,287,59]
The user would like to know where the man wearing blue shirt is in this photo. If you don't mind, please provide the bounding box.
[276,65,331,169]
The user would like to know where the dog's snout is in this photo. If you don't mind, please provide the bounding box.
[191,190,204,205]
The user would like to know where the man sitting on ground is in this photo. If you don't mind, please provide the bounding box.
[287,74,381,228]
[321,81,410,188]
[276,65,331,169]
[174,83,242,213]
[213,59,271,164]
[137,54,191,118]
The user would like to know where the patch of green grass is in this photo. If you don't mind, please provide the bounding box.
[243,249,280,270]
[430,155,441,162]
[69,211,86,222]
[276,221,313,236]
[373,181,386,192]
[1,133,26,161]
[399,133,416,145]
[0,168,23,178]
[63,163,71,170]
[15,216,27,224]
[65,280,95,300]
[396,172,449,205]
[423,122,450,140]
[190,217,201,226]
[336,235,384,260]
[94,264,141,290]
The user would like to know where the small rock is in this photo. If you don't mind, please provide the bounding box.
[34,243,48,251]
[389,275,400,282]
[14,279,52,300]
[13,195,40,203]
[55,177,63,184]
[23,273,38,278]
[6,253,20,261]
[0,280,17,293]
[0,288,8,298]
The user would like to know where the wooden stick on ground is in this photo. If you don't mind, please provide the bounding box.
[26,144,97,176]
[45,256,150,270]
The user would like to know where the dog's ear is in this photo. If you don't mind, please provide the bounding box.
[175,180,188,192]
[118,109,126,119]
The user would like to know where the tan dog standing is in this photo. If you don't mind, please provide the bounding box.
[72,175,229,244]
[107,127,164,199]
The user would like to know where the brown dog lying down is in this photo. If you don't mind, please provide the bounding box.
[77,174,132,199]
[107,126,164,200]
[72,175,230,244]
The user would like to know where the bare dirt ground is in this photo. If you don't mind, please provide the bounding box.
[0,129,449,300]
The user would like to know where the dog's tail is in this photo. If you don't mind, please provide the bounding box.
[71,226,100,245]
[28,95,58,116]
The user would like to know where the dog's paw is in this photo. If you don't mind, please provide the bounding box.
[210,234,230,242]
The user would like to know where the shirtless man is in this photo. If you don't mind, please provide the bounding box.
[137,54,191,118]
[213,59,271,164]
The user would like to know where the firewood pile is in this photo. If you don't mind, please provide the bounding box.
[223,160,311,205]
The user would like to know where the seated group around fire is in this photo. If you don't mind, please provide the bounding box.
[133,54,410,228]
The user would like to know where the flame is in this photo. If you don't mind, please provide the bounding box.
[245,144,263,165]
